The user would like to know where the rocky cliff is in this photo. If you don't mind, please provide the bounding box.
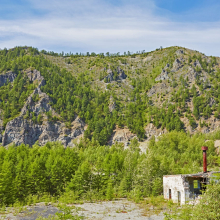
[104,67,127,82]
[2,70,85,147]
[1,46,220,148]
[0,71,17,87]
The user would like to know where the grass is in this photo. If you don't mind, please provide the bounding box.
[136,196,179,217]
[0,194,180,220]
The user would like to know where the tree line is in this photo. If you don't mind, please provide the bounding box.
[0,131,219,206]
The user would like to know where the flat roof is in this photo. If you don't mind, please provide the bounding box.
[163,171,220,178]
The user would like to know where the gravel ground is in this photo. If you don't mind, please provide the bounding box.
[0,204,59,220]
[75,200,164,220]
[0,200,164,220]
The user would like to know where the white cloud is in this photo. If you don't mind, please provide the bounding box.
[0,0,220,56]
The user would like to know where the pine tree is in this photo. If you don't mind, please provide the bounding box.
[106,180,114,200]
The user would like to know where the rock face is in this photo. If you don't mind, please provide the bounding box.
[155,64,171,82]
[176,49,184,56]
[109,96,116,112]
[2,70,85,147]
[155,69,169,82]
[172,59,183,72]
[184,67,198,83]
[117,67,127,80]
[108,126,137,146]
[148,82,171,97]
[2,116,85,147]
[0,71,17,87]
[105,69,114,82]
[104,67,127,82]
[145,123,167,140]
[26,69,44,82]
[193,60,202,68]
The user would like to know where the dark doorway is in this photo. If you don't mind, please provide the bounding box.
[178,191,181,204]
[169,189,172,199]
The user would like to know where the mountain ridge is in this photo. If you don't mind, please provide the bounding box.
[0,46,220,147]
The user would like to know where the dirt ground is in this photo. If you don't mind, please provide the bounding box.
[75,200,164,220]
[0,200,164,220]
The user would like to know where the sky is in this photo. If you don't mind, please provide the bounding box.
[0,0,220,56]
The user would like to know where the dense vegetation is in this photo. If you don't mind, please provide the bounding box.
[0,47,220,219]
[2,46,220,145]
[165,183,220,220]
[0,47,191,144]
[0,74,36,127]
[0,131,219,206]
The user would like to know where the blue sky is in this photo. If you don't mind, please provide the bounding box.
[0,0,220,55]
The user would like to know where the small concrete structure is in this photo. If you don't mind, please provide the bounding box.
[163,172,220,205]
[163,146,220,205]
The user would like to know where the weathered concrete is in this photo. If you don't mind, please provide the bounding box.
[163,175,186,205]
[163,172,220,205]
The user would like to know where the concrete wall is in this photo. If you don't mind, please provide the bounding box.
[163,175,186,205]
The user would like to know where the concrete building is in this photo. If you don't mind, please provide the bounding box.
[163,146,220,205]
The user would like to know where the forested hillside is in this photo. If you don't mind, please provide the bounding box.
[1,46,220,147]
[0,47,220,217]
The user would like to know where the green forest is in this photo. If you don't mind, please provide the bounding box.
[0,46,220,219]
[1,47,220,145]
[0,131,219,207]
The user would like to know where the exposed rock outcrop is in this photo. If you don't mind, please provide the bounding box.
[2,70,85,147]
[148,82,171,97]
[176,49,184,56]
[27,69,44,82]
[172,59,183,72]
[109,96,116,112]
[193,60,202,68]
[155,69,169,82]
[184,66,198,83]
[0,71,17,87]
[2,116,85,147]
[108,126,137,146]
[104,67,127,82]
[209,97,216,107]
[145,123,167,140]
[117,67,127,80]
[105,69,114,82]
